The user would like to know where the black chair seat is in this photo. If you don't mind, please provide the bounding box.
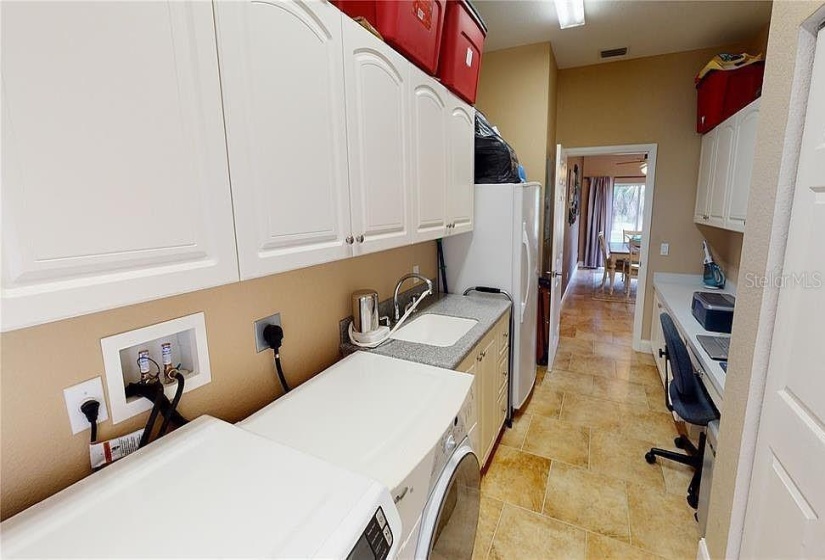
[669,382,717,427]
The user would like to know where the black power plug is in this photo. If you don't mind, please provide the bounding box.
[263,324,290,394]
[80,399,101,443]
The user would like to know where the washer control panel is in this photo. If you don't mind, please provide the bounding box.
[347,507,393,560]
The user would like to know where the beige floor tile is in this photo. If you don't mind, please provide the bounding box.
[523,416,591,467]
[568,355,616,378]
[560,393,622,431]
[525,385,564,419]
[591,376,649,407]
[616,361,663,387]
[645,384,671,413]
[472,495,504,560]
[586,533,659,560]
[660,460,695,499]
[559,336,596,355]
[543,463,630,541]
[536,366,547,385]
[620,407,680,448]
[481,446,551,512]
[544,369,595,396]
[552,352,572,372]
[589,429,666,490]
[500,413,532,449]
[627,482,699,560]
[594,341,636,361]
[610,331,634,347]
[489,504,587,560]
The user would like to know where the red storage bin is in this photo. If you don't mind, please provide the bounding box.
[437,0,487,104]
[696,61,765,133]
[334,0,447,75]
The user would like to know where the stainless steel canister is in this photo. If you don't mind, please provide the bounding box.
[351,289,379,334]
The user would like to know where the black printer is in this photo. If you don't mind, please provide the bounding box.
[692,292,735,333]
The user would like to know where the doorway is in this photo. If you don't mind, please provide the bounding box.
[556,143,657,352]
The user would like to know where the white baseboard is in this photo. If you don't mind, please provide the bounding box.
[697,538,710,560]
[634,339,652,353]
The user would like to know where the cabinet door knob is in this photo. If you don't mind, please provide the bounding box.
[356,234,365,243]
[345,235,354,245]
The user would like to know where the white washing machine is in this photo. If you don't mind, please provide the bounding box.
[1,416,402,559]
[239,351,481,559]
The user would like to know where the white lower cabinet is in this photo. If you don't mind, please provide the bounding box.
[458,313,510,466]
[650,290,667,386]
[1,1,238,331]
[214,0,353,280]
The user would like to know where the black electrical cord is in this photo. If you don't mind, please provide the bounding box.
[263,324,290,393]
[125,382,189,427]
[139,383,165,448]
[80,400,101,443]
[157,370,185,437]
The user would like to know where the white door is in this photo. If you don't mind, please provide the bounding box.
[740,28,825,559]
[342,17,411,255]
[726,99,760,232]
[695,129,717,223]
[708,119,735,227]
[513,183,540,409]
[410,68,448,242]
[0,1,238,331]
[547,145,568,366]
[214,0,352,280]
[446,97,475,235]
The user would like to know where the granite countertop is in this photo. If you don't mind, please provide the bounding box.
[341,293,511,370]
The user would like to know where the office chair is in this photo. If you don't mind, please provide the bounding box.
[645,313,720,509]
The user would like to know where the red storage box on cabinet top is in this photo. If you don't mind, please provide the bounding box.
[696,61,765,133]
[334,0,447,75]
[437,0,487,104]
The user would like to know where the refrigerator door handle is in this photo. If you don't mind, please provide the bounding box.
[521,223,531,324]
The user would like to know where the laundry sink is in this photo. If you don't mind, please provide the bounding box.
[390,314,478,347]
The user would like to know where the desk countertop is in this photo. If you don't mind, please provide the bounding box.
[652,273,736,411]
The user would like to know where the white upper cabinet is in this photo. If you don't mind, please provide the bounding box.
[726,99,760,231]
[342,17,412,255]
[694,129,717,224]
[214,0,352,280]
[410,68,449,242]
[709,119,736,228]
[0,1,238,331]
[446,98,475,235]
[694,98,761,233]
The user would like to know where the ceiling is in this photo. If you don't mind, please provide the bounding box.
[474,0,772,69]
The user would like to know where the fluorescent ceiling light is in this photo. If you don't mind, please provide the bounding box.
[554,0,585,29]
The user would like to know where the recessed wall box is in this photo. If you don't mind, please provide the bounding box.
[101,312,211,424]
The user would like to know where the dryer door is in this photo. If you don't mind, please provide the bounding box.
[416,440,481,559]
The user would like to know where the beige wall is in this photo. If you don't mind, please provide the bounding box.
[705,2,823,557]
[0,242,436,520]
[476,42,551,184]
[556,42,757,339]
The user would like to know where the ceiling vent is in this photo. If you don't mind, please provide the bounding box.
[600,47,628,59]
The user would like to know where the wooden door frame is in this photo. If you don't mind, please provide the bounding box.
[563,143,658,353]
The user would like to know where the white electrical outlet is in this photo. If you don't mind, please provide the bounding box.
[412,265,420,284]
[660,243,670,256]
[64,377,109,435]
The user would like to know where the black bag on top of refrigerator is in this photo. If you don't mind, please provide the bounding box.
[474,111,521,184]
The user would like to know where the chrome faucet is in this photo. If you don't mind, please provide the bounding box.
[393,273,434,322]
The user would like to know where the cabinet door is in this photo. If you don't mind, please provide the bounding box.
[726,100,760,232]
[214,0,352,280]
[342,18,411,255]
[708,119,736,227]
[694,129,717,224]
[458,356,480,456]
[446,96,475,235]
[409,68,448,242]
[479,336,500,464]
[1,1,238,331]
[651,291,667,386]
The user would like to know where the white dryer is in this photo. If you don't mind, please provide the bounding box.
[1,416,402,559]
[239,351,481,559]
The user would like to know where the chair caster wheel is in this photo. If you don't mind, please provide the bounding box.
[645,452,656,464]
[675,436,686,449]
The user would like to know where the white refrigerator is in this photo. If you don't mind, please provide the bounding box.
[443,182,540,411]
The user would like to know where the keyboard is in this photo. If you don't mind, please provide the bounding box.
[696,334,731,361]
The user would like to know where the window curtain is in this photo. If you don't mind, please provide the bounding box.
[583,176,614,268]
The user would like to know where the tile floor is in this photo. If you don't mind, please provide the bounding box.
[473,269,700,560]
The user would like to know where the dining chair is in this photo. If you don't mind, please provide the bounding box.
[597,232,618,295]
[624,238,641,298]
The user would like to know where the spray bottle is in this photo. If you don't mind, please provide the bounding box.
[702,240,726,289]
